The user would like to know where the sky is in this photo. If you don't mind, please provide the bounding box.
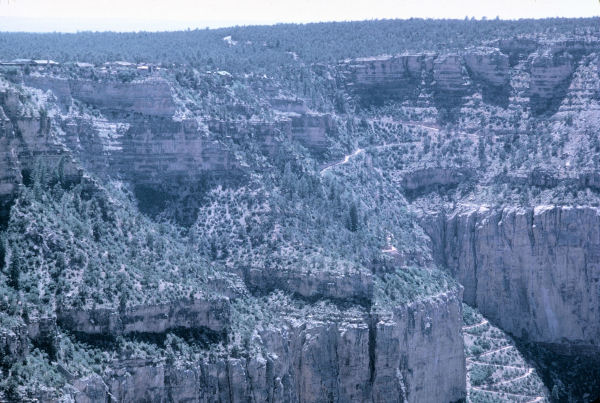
[0,0,599,32]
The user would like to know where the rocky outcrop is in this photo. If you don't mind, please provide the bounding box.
[290,112,332,152]
[0,105,20,224]
[529,51,576,114]
[0,322,29,366]
[498,37,539,66]
[207,118,285,156]
[343,52,472,109]
[464,48,510,105]
[550,39,600,60]
[59,114,241,222]
[208,112,331,155]
[343,54,435,105]
[22,75,72,106]
[72,374,108,403]
[244,264,373,304]
[342,41,598,114]
[72,289,465,403]
[424,205,600,354]
[58,297,230,337]
[0,87,81,225]
[433,54,470,94]
[0,316,57,371]
[401,167,474,197]
[119,117,239,183]
[373,289,466,403]
[464,49,510,88]
[269,96,308,114]
[24,75,176,117]
[70,77,176,117]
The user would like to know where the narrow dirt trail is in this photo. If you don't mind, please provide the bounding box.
[466,361,527,370]
[470,386,544,402]
[464,311,548,402]
[475,344,514,358]
[488,368,534,387]
[320,148,364,174]
[463,319,489,331]
[319,120,445,175]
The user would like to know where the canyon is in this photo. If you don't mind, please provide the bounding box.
[1,20,599,402]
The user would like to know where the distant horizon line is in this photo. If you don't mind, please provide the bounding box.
[1,15,599,34]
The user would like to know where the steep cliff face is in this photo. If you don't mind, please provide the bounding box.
[0,84,81,225]
[529,51,576,115]
[289,112,332,152]
[342,41,598,115]
[498,37,539,66]
[21,76,240,185]
[401,167,475,197]
[22,75,73,106]
[424,205,600,353]
[61,115,239,185]
[2,77,242,225]
[463,48,510,105]
[464,49,510,88]
[373,289,466,403]
[244,262,373,304]
[0,322,29,366]
[24,75,177,117]
[0,104,20,224]
[71,288,465,403]
[344,54,434,105]
[119,117,239,183]
[432,54,471,107]
[500,168,600,191]
[58,297,230,337]
[342,52,472,108]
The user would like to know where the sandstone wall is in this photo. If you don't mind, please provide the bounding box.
[401,167,475,196]
[341,44,594,114]
[529,51,575,114]
[23,75,176,117]
[71,289,465,403]
[464,49,510,88]
[57,297,230,336]
[244,264,373,304]
[425,205,600,353]
[0,89,81,223]
[373,289,466,403]
[290,112,332,152]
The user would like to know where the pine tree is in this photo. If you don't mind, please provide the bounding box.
[8,254,20,290]
[348,202,359,232]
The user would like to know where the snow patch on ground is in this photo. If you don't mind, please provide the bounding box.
[223,36,238,46]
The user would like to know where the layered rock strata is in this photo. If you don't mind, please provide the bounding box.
[401,167,475,197]
[57,297,230,337]
[243,264,373,304]
[342,43,595,114]
[529,51,576,114]
[24,75,176,117]
[71,288,466,403]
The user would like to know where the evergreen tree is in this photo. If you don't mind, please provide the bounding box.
[348,202,359,232]
[8,254,20,290]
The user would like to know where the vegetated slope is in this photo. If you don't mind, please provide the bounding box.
[0,65,465,402]
[0,17,599,402]
[0,18,597,67]
[463,304,548,403]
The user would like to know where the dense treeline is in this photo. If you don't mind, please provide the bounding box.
[0,18,598,71]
